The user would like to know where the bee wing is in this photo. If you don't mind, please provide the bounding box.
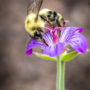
[27,0,43,20]
[35,0,43,21]
[27,0,37,14]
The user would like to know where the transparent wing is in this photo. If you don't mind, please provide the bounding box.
[27,0,43,15]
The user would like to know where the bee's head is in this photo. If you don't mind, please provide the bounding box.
[33,27,43,39]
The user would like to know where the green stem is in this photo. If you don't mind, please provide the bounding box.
[57,55,61,90]
[61,61,65,90]
[57,55,65,90]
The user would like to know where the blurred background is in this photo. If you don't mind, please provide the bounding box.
[0,0,90,90]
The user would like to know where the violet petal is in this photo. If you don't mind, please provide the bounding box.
[43,42,64,57]
[60,27,83,43]
[68,32,87,53]
[44,31,54,46]
[26,39,46,55]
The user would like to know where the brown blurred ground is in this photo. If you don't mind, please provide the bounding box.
[0,0,90,90]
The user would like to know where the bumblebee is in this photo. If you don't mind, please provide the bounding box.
[25,0,65,42]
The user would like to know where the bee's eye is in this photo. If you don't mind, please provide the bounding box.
[34,31,42,38]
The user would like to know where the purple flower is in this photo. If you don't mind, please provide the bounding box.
[26,27,87,57]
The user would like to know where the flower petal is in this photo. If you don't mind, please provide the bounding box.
[44,31,54,46]
[26,39,46,55]
[60,27,83,43]
[68,32,87,53]
[43,42,64,57]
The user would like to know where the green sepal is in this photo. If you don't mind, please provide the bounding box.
[61,51,79,62]
[34,52,56,61]
[34,49,90,62]
[61,49,90,61]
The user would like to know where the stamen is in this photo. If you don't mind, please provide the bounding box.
[46,23,53,29]
[44,26,61,44]
[54,27,63,31]
[43,27,53,31]
[52,33,59,44]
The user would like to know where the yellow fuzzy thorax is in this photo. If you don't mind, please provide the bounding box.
[25,13,45,36]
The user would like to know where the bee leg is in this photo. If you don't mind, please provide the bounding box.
[42,38,48,46]
[40,34,48,46]
[45,16,53,28]
[56,19,63,27]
